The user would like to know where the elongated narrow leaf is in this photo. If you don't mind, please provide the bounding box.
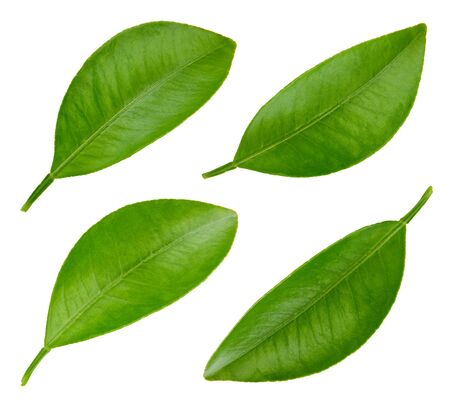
[204,187,432,382]
[22,199,238,385]
[22,22,236,211]
[203,24,426,179]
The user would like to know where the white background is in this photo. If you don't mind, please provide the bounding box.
[1,0,448,402]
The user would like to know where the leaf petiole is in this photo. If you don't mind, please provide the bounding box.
[401,186,433,224]
[202,162,235,179]
[21,347,51,386]
[21,174,54,212]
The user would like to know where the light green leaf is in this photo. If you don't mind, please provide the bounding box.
[203,24,426,179]
[22,199,238,385]
[204,187,432,382]
[22,21,236,211]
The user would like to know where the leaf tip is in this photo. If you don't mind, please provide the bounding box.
[417,22,427,33]
[203,356,231,381]
[228,37,237,51]
[203,366,219,381]
[411,22,427,36]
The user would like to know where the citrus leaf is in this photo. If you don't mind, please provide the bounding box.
[204,187,432,382]
[22,21,236,211]
[203,24,425,179]
[22,199,238,385]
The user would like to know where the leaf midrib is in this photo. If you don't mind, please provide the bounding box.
[46,214,234,346]
[235,31,423,167]
[51,42,229,177]
[211,220,405,374]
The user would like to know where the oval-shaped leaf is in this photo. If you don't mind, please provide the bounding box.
[22,21,236,211]
[22,199,238,385]
[203,24,426,179]
[204,187,432,382]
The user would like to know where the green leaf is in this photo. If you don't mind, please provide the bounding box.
[204,186,432,382]
[22,199,238,385]
[203,24,426,179]
[21,21,236,211]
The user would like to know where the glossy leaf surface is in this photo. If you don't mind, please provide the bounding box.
[22,199,238,385]
[22,21,236,211]
[203,24,426,179]
[204,187,432,382]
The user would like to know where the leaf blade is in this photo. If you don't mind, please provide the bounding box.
[205,222,405,381]
[204,187,431,381]
[23,199,237,384]
[46,200,237,347]
[203,24,426,178]
[22,21,236,210]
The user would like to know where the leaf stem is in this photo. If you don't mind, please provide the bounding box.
[401,186,433,224]
[21,347,51,386]
[202,162,236,179]
[21,174,54,212]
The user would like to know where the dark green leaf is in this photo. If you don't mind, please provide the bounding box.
[204,187,432,382]
[203,24,426,179]
[22,21,236,211]
[22,199,238,385]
